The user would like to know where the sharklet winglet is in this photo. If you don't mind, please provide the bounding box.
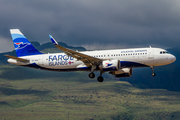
[49,35,58,45]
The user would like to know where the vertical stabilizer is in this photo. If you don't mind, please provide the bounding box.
[10,29,42,57]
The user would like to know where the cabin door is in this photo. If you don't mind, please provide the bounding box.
[148,48,154,59]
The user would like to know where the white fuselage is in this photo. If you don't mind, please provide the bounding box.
[8,47,176,71]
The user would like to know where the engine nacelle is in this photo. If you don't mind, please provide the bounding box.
[110,68,133,78]
[100,60,121,71]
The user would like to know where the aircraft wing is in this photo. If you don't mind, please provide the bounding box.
[4,55,29,62]
[49,35,102,66]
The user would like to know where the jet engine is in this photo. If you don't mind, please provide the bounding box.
[100,60,121,71]
[109,68,133,78]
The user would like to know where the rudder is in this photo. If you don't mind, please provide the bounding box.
[10,29,42,57]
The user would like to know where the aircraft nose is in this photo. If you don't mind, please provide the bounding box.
[171,55,176,63]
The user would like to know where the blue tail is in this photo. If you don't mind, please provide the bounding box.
[10,29,42,57]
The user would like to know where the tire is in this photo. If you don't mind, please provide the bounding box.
[89,72,95,78]
[97,76,104,82]
[152,73,156,77]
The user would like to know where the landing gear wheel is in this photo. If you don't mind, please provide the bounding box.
[97,76,104,82]
[152,73,156,77]
[89,72,95,78]
[150,66,156,77]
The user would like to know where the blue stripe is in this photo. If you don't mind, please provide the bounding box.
[23,63,90,71]
[121,61,149,68]
[23,61,149,72]
[11,34,42,57]
[12,34,26,40]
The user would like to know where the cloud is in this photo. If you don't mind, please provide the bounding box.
[0,0,180,51]
[0,36,14,53]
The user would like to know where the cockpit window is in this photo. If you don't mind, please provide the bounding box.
[160,51,169,54]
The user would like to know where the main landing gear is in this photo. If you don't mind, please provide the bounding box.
[89,65,105,82]
[150,66,156,77]
[89,72,95,78]
[97,76,103,82]
[88,71,104,82]
[97,71,105,82]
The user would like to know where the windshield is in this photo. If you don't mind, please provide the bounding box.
[160,51,169,54]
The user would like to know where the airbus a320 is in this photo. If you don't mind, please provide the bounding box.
[5,29,176,82]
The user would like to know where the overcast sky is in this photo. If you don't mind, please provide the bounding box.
[1,0,180,52]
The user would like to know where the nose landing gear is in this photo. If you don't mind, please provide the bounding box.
[151,66,156,77]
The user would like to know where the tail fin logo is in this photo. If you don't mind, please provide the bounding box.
[14,42,31,50]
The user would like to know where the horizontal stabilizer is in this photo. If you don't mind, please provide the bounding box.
[4,55,29,62]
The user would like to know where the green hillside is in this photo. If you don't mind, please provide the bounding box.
[0,44,180,119]
[0,65,180,120]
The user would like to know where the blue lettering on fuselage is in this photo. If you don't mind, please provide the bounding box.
[49,61,69,66]
[48,55,74,66]
[49,55,74,61]
[121,49,147,53]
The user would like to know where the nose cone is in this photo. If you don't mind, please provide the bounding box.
[171,55,176,63]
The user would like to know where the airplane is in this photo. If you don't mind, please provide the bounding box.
[5,29,176,82]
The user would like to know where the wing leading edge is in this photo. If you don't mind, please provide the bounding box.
[49,35,102,67]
